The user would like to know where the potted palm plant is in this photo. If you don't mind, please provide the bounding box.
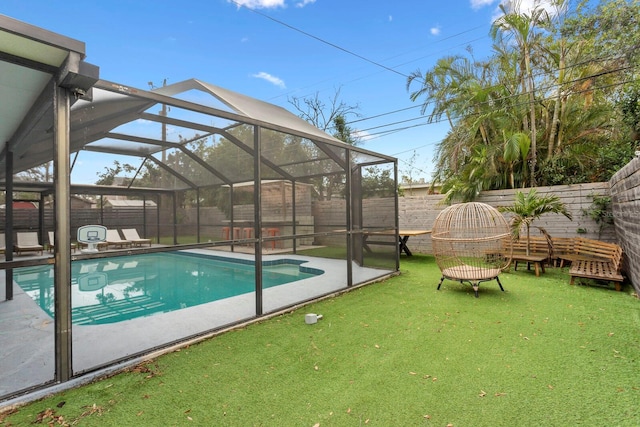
[499,189,573,255]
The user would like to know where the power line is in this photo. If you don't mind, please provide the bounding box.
[348,46,639,130]
[234,0,637,126]
[360,73,640,143]
[273,33,491,106]
[228,0,639,159]
[354,61,637,137]
[348,104,425,124]
[231,0,411,80]
[231,0,493,104]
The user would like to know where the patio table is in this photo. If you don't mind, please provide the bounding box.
[364,229,431,256]
[511,253,547,276]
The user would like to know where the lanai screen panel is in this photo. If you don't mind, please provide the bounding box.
[260,130,346,181]
[2,73,399,401]
[208,125,256,185]
[1,9,397,402]
[1,116,57,399]
[353,155,397,270]
[64,79,365,191]
[73,88,251,189]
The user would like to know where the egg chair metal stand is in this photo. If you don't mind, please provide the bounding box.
[432,202,512,297]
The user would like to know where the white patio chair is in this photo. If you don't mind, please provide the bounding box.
[15,231,44,255]
[106,229,132,249]
[121,228,152,247]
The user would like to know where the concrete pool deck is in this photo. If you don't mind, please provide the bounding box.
[0,248,394,404]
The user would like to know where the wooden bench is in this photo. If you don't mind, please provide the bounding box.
[510,236,551,277]
[568,238,624,290]
[550,237,574,267]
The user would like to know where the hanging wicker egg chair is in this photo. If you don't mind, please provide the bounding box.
[432,202,512,297]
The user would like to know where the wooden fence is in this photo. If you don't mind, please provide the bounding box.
[0,208,161,242]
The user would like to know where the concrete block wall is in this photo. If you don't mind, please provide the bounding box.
[311,182,615,255]
[478,183,615,241]
[609,156,640,295]
[397,182,614,255]
[312,197,397,247]
[397,195,445,254]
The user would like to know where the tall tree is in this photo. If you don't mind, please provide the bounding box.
[289,88,362,200]
[409,0,636,199]
[289,87,360,136]
[491,0,551,186]
[565,0,640,143]
[407,55,469,128]
[95,161,136,186]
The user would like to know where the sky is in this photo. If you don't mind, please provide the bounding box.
[1,0,558,184]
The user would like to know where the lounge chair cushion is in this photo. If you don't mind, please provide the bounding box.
[15,232,43,255]
[121,229,152,247]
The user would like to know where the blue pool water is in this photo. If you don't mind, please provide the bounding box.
[14,251,323,325]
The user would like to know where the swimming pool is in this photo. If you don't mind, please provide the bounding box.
[14,251,323,325]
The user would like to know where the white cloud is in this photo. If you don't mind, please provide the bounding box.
[252,72,286,88]
[389,15,393,22]
[229,0,286,9]
[430,26,441,36]
[470,0,565,20]
[295,0,316,8]
[229,0,319,9]
[470,0,496,10]
[511,0,565,17]
[493,0,567,22]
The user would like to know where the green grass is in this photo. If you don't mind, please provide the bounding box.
[2,255,639,426]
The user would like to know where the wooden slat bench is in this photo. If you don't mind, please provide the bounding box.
[568,238,624,290]
[550,237,574,267]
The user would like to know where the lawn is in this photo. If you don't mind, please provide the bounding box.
[1,255,638,426]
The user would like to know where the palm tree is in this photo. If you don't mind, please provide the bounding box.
[499,188,572,255]
[407,55,473,128]
[502,131,530,188]
[491,1,550,186]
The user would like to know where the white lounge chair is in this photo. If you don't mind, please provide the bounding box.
[15,232,44,255]
[121,228,152,247]
[48,231,77,253]
[106,229,131,249]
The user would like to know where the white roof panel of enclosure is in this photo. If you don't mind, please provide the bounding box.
[153,79,343,143]
[0,14,98,179]
[64,78,394,190]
